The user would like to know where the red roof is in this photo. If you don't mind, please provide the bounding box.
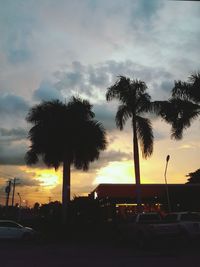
[92,183,200,199]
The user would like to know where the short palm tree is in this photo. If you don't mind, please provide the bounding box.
[25,97,107,222]
[106,76,154,206]
[170,72,200,139]
[155,72,200,139]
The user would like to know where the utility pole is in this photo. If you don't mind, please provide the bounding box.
[17,193,22,221]
[5,180,11,208]
[17,192,22,208]
[11,178,20,207]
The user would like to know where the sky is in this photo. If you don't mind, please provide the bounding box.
[0,0,199,206]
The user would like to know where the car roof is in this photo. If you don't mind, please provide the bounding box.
[167,212,200,215]
[0,220,19,223]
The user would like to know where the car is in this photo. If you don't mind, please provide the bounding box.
[0,220,37,240]
[117,212,181,248]
[164,212,200,240]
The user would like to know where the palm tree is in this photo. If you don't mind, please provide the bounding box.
[170,72,200,139]
[154,72,200,139]
[106,76,154,207]
[25,97,107,222]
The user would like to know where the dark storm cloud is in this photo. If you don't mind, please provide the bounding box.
[0,128,27,142]
[0,140,27,166]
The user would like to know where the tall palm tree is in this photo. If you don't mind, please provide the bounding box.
[25,97,107,222]
[106,76,154,206]
[154,72,200,139]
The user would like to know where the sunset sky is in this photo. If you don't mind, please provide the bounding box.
[0,0,199,206]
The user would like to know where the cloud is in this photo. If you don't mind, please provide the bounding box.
[130,0,163,24]
[0,128,27,142]
[54,60,175,103]
[34,80,64,101]
[0,140,27,166]
[0,1,36,64]
[89,149,132,170]
[93,103,116,131]
[17,178,40,187]
[0,93,29,116]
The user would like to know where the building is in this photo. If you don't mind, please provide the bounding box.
[90,184,200,220]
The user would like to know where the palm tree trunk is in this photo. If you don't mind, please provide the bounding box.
[62,159,70,223]
[132,119,142,209]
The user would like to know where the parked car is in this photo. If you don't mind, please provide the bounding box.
[117,212,181,248]
[0,220,37,240]
[164,212,200,240]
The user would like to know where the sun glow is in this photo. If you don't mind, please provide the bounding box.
[94,161,134,184]
[38,172,60,187]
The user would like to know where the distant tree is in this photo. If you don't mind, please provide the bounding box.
[186,169,200,184]
[25,97,107,222]
[106,76,154,206]
[33,202,40,212]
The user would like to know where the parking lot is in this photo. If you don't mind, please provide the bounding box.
[1,239,200,267]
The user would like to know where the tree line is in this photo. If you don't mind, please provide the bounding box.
[25,71,200,222]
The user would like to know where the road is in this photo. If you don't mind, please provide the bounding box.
[0,239,200,267]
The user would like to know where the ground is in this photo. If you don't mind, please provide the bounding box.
[0,239,200,267]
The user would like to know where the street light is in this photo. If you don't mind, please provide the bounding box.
[164,155,171,212]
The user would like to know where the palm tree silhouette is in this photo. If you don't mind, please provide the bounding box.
[154,72,200,139]
[106,76,154,207]
[25,97,107,222]
[170,72,200,139]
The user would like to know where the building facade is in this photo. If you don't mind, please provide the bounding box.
[90,184,200,220]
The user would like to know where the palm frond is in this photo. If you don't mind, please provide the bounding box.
[26,97,107,171]
[67,96,95,119]
[115,104,131,130]
[172,81,192,100]
[25,149,39,165]
[106,76,130,101]
[172,72,200,104]
[73,120,107,170]
[136,93,151,113]
[170,99,200,139]
[136,116,153,158]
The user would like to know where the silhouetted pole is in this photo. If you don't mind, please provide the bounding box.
[17,192,22,221]
[5,180,11,208]
[11,178,20,207]
[164,155,171,212]
[17,192,22,207]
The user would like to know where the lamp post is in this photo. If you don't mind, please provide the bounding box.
[164,155,171,212]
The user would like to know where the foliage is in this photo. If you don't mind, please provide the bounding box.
[186,169,200,184]
[154,72,200,139]
[106,76,154,158]
[25,97,107,170]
